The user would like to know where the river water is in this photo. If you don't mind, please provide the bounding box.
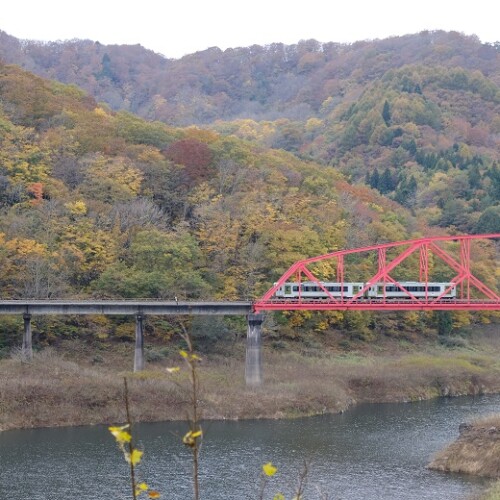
[2,394,499,499]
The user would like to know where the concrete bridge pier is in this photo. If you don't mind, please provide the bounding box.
[134,314,145,372]
[22,313,33,361]
[245,313,264,386]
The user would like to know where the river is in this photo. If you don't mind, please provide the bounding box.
[2,394,499,499]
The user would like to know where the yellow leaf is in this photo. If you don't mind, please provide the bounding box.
[182,429,202,447]
[127,449,143,466]
[109,424,129,433]
[183,431,194,446]
[166,367,180,373]
[179,350,188,358]
[148,492,161,499]
[190,354,202,361]
[109,425,132,443]
[116,431,132,443]
[262,462,278,477]
[274,494,286,500]
[136,482,150,495]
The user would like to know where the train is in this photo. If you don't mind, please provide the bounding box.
[274,281,457,300]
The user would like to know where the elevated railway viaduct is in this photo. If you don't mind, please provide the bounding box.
[1,234,499,385]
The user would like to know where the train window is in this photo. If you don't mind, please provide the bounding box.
[284,285,291,294]
[293,286,299,292]
[378,286,383,293]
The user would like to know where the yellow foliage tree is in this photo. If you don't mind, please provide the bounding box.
[60,221,117,286]
[80,154,144,202]
[65,200,88,217]
[0,126,51,183]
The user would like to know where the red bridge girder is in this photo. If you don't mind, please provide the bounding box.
[254,234,500,312]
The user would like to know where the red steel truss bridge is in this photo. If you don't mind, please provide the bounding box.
[254,234,500,312]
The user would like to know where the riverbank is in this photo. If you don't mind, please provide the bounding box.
[428,414,500,500]
[428,415,500,477]
[0,325,499,431]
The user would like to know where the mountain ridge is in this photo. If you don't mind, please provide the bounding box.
[1,30,498,125]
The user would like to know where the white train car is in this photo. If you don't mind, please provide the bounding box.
[274,281,457,300]
[370,282,457,299]
[274,282,366,299]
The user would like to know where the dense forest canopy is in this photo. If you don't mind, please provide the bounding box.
[1,30,497,233]
[0,30,498,343]
[0,62,421,298]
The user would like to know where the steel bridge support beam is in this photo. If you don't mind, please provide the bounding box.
[22,313,33,361]
[134,314,145,372]
[245,313,264,386]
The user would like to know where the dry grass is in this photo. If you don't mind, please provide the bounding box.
[428,415,500,478]
[0,347,185,429]
[1,332,500,431]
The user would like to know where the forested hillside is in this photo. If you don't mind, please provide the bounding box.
[1,30,498,125]
[0,63,423,297]
[1,30,498,235]
[0,31,499,346]
[220,63,500,234]
[0,32,500,125]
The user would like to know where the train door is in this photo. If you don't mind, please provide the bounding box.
[366,284,378,298]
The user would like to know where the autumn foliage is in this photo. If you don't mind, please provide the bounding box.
[0,30,498,344]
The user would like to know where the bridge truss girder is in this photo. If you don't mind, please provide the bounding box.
[254,234,500,312]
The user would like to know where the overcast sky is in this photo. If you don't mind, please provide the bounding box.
[2,0,498,59]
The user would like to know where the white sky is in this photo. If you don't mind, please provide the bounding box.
[2,0,498,59]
